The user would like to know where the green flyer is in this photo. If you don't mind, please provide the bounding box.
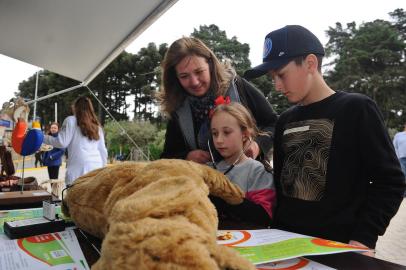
[217,229,369,265]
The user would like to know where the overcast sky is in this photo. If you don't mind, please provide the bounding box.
[0,0,404,105]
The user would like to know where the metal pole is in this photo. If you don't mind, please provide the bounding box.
[26,83,84,105]
[55,102,58,123]
[33,71,39,120]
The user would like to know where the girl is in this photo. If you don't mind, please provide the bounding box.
[44,96,107,186]
[209,101,276,226]
[42,122,65,179]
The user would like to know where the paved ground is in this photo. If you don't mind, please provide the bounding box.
[16,165,406,267]
[375,198,406,266]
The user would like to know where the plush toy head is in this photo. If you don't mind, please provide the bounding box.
[63,159,255,270]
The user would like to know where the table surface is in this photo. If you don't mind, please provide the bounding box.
[0,190,60,210]
[2,203,405,270]
[74,227,406,270]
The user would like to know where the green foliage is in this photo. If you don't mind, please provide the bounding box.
[103,120,158,159]
[18,70,79,125]
[127,42,167,121]
[325,9,406,129]
[388,127,400,140]
[89,51,134,124]
[250,76,290,115]
[16,12,406,152]
[191,24,251,75]
[148,129,166,160]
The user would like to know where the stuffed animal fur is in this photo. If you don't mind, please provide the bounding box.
[63,159,255,270]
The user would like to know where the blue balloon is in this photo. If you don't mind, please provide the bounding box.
[20,126,44,156]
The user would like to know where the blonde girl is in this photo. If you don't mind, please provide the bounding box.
[209,101,276,225]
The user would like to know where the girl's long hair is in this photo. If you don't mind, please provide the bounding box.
[72,96,100,140]
[157,37,233,116]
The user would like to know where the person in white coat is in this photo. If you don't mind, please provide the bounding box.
[44,96,107,186]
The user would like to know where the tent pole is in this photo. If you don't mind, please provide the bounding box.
[25,83,84,105]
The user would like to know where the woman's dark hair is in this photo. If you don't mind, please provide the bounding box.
[72,96,100,140]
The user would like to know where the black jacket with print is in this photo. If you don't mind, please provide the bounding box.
[273,91,406,248]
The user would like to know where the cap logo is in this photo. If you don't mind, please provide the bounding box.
[278,52,285,57]
[263,37,272,59]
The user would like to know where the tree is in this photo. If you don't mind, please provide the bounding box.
[17,70,79,125]
[148,129,166,160]
[89,51,133,124]
[128,43,167,121]
[103,120,158,160]
[390,8,406,41]
[325,9,406,129]
[191,24,251,75]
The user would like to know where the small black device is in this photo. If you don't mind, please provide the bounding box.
[3,199,65,239]
[4,217,65,239]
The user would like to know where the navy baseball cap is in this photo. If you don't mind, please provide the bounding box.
[244,25,325,79]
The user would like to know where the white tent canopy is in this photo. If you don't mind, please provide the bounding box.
[0,0,177,85]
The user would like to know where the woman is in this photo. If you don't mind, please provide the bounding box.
[158,37,277,164]
[42,122,64,179]
[44,96,107,185]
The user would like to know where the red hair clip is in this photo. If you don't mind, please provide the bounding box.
[209,96,231,118]
[214,95,231,106]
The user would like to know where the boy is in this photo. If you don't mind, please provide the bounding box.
[244,25,405,250]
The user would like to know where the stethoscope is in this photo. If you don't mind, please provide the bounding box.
[208,137,252,175]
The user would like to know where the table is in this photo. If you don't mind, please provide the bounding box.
[2,205,405,269]
[0,190,56,210]
[310,252,406,270]
[74,227,406,270]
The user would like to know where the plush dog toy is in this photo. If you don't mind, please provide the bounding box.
[63,159,255,270]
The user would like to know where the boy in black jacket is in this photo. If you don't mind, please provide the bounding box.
[245,25,405,252]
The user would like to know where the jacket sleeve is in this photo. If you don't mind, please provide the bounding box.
[245,166,276,219]
[209,196,272,227]
[160,116,189,159]
[97,128,108,166]
[393,135,399,157]
[49,148,65,161]
[351,97,406,247]
[238,77,278,156]
[42,151,49,164]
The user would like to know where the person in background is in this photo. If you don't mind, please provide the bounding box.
[44,96,107,186]
[42,122,64,179]
[208,101,275,226]
[393,122,406,179]
[244,25,405,251]
[34,150,43,167]
[158,37,277,165]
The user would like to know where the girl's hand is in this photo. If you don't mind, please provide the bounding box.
[186,150,211,164]
[244,140,260,160]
